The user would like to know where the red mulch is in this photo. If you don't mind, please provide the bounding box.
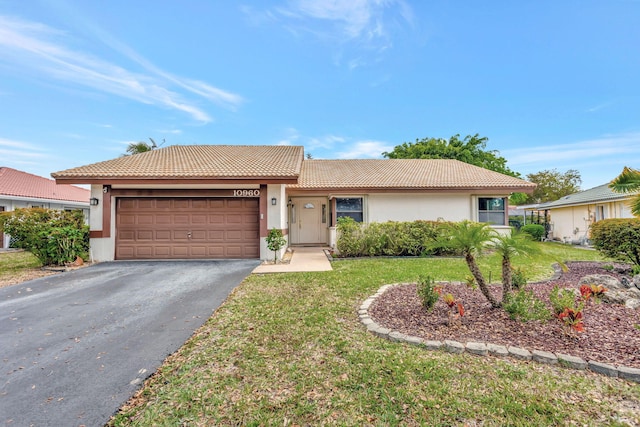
[369,262,640,368]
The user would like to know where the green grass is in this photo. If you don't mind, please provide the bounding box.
[110,243,639,426]
[0,250,41,276]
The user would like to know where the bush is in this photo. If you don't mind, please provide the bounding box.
[590,218,640,267]
[266,228,287,261]
[0,208,88,266]
[416,275,440,311]
[521,224,545,241]
[503,289,550,322]
[549,285,583,315]
[335,218,453,257]
[511,267,527,290]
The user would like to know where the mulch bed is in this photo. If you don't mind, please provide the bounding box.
[369,262,640,368]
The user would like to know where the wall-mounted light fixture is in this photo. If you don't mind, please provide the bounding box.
[271,197,277,206]
[90,198,99,206]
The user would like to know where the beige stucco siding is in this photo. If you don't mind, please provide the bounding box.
[366,193,471,223]
[549,199,635,243]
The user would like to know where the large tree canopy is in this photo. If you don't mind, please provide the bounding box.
[382,134,520,178]
[525,169,582,204]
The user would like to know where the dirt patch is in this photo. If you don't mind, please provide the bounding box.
[369,261,640,368]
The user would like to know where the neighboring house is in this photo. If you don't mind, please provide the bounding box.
[0,167,90,248]
[51,145,535,261]
[539,183,637,244]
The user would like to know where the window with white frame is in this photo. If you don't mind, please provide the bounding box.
[478,197,506,225]
[336,197,363,222]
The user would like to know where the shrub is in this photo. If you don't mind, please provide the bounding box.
[0,208,88,266]
[511,267,527,290]
[416,275,440,312]
[335,218,453,257]
[521,224,545,241]
[336,217,364,257]
[503,289,550,322]
[549,285,583,315]
[266,228,287,262]
[590,218,640,268]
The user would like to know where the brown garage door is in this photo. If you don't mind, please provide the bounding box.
[116,197,260,259]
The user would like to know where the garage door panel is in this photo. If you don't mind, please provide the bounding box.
[116,197,259,260]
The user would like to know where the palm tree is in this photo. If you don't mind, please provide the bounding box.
[609,166,640,217]
[491,230,540,303]
[125,141,153,155]
[441,221,500,308]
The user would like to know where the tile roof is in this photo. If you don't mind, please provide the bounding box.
[288,159,536,191]
[52,145,305,180]
[0,167,90,203]
[539,183,637,209]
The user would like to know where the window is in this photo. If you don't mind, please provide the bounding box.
[478,197,506,225]
[336,197,363,222]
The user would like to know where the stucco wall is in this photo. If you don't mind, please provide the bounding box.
[367,193,471,223]
[549,199,635,244]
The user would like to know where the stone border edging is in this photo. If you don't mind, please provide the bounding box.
[359,283,640,384]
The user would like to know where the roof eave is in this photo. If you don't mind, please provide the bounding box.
[53,176,300,185]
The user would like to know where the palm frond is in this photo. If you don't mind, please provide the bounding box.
[609,166,640,194]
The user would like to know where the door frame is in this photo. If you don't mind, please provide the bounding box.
[288,197,329,245]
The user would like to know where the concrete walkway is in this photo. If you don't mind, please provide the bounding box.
[253,247,333,273]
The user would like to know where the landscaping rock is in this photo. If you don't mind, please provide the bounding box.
[508,346,532,360]
[626,299,640,310]
[444,340,465,354]
[532,350,558,365]
[404,336,424,347]
[388,331,408,342]
[579,274,640,308]
[618,366,640,383]
[466,342,488,356]
[487,343,509,357]
[556,353,587,370]
[588,361,618,377]
[633,274,640,291]
[424,340,443,350]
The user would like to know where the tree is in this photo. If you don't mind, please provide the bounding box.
[609,166,640,217]
[124,138,165,156]
[383,134,521,178]
[438,221,501,308]
[524,169,581,204]
[266,228,287,262]
[491,231,539,303]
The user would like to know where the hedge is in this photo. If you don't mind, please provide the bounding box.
[335,218,457,257]
[590,218,640,268]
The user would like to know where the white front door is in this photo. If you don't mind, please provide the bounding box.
[289,197,327,245]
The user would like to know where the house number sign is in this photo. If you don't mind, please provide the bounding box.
[232,189,260,197]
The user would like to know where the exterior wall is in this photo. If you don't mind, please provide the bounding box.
[262,184,288,261]
[548,199,635,244]
[367,193,471,223]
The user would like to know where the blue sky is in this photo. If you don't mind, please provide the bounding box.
[0,0,638,190]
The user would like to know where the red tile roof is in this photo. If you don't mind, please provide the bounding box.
[289,159,536,191]
[52,145,305,180]
[0,167,90,203]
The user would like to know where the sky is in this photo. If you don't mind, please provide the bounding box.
[0,0,638,191]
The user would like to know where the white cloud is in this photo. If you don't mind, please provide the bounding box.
[502,132,640,189]
[0,15,243,123]
[336,140,393,159]
[253,0,413,68]
[503,133,640,167]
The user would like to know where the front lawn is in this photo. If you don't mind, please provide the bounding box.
[110,243,640,426]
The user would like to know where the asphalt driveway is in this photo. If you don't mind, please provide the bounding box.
[0,260,259,427]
